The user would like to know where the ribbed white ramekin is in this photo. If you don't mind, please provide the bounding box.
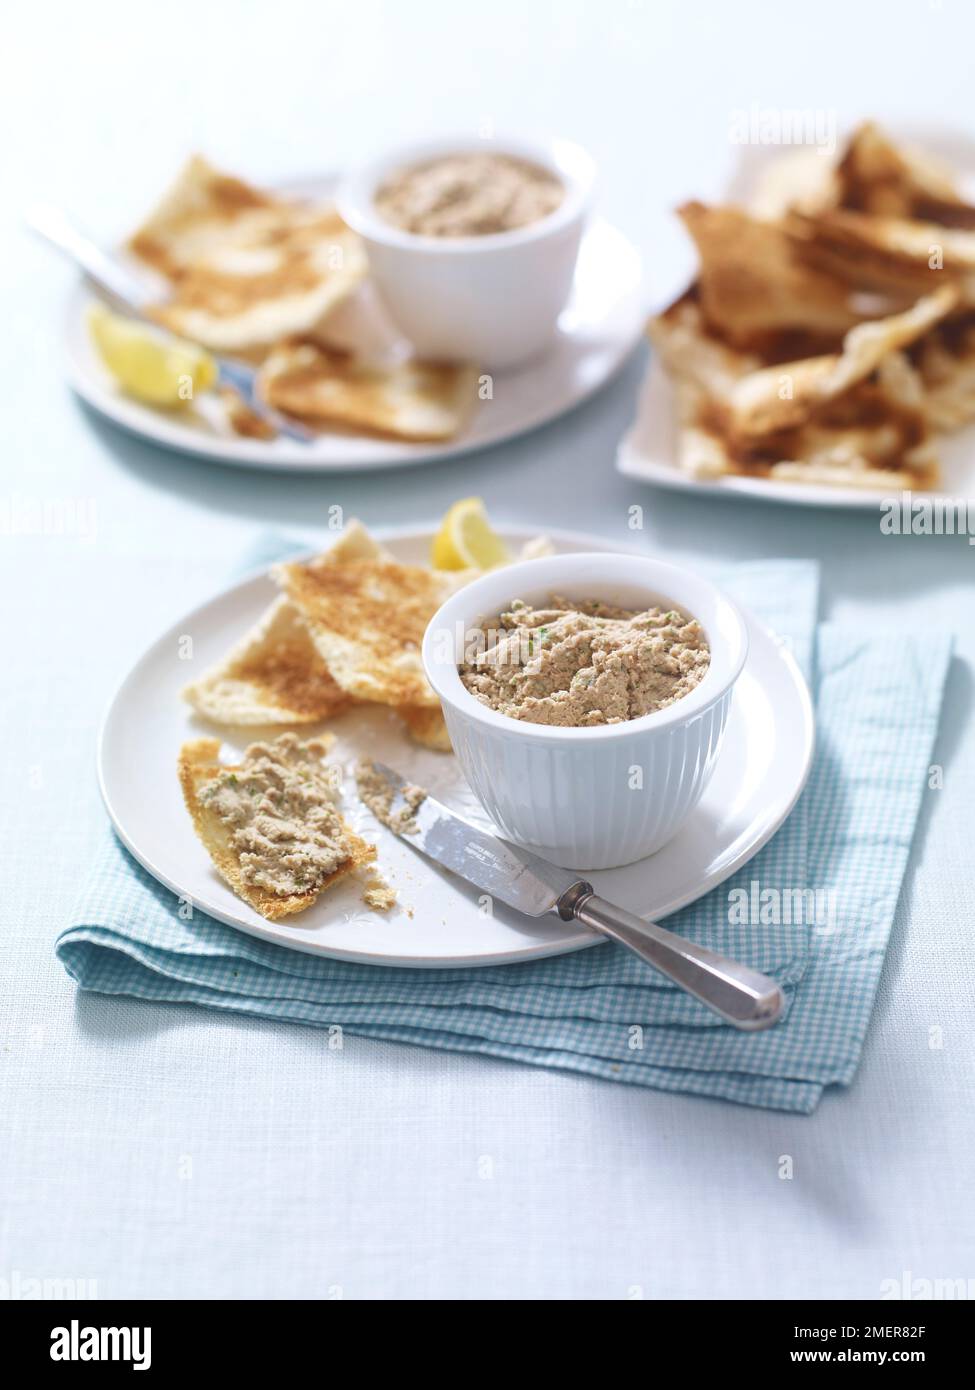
[422,553,748,870]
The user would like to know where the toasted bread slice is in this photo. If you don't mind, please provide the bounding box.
[129,155,275,277]
[790,207,975,299]
[398,704,452,752]
[130,156,367,355]
[677,202,862,350]
[181,522,393,727]
[652,285,944,488]
[914,313,975,430]
[649,292,760,390]
[725,286,958,440]
[273,554,467,708]
[183,596,350,726]
[749,124,975,229]
[178,736,374,921]
[322,518,394,564]
[261,340,479,441]
[834,123,975,228]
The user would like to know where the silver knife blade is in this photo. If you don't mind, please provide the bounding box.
[367,762,584,917]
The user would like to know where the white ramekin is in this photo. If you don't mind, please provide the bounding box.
[336,134,595,369]
[423,553,749,871]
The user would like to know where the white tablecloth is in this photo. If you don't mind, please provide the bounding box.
[2,0,973,1299]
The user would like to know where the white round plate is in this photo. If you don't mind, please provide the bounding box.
[65,175,645,473]
[98,526,814,968]
[618,123,975,510]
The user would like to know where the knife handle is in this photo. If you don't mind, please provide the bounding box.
[570,893,784,1031]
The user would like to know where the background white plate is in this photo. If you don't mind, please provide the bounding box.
[98,527,814,967]
[65,174,646,472]
[618,124,975,510]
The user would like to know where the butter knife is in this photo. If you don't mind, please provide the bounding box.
[367,763,784,1031]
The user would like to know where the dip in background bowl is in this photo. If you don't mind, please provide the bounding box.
[337,135,595,369]
[423,553,748,871]
[373,151,565,239]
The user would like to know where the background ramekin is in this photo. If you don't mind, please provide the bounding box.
[337,134,595,369]
[423,553,749,871]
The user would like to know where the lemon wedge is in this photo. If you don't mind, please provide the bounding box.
[88,303,216,408]
[431,497,511,570]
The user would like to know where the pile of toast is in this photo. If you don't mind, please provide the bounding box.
[650,123,975,489]
[182,521,471,750]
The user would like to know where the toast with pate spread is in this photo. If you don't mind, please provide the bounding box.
[178,732,375,921]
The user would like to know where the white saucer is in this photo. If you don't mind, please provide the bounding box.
[97,526,814,968]
[65,175,646,473]
[618,123,975,510]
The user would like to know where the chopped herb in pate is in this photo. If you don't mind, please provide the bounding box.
[459,595,711,727]
[198,734,354,895]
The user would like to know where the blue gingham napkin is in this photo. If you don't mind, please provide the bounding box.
[56,542,952,1113]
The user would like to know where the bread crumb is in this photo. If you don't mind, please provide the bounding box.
[362,870,397,912]
[219,385,278,440]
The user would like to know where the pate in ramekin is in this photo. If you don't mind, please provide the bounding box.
[422,553,748,870]
[337,135,595,369]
